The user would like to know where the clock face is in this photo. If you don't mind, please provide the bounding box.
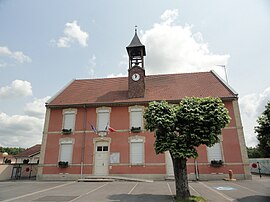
[132,73,140,81]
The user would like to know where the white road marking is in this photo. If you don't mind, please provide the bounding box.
[2,182,75,202]
[167,182,173,195]
[128,182,138,195]
[86,183,109,195]
[167,182,174,199]
[189,184,201,196]
[70,183,109,202]
[233,183,266,195]
[199,182,235,201]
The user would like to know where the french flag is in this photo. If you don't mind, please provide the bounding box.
[90,123,97,134]
[105,124,116,132]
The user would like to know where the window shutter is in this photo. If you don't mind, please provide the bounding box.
[131,142,143,164]
[63,113,75,130]
[98,111,109,131]
[60,143,73,163]
[131,111,142,128]
[207,143,222,162]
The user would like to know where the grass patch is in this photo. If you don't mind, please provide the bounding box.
[174,195,207,202]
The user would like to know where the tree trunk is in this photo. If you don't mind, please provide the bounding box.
[172,156,190,200]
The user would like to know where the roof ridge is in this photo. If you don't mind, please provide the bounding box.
[147,71,210,77]
[75,76,127,81]
[74,71,211,81]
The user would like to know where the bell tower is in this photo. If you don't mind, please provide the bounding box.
[126,27,146,98]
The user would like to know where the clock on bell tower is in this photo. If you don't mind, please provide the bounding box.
[126,27,146,98]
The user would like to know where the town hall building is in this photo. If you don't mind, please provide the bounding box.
[37,31,251,181]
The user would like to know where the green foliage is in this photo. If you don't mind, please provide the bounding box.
[0,147,25,155]
[144,101,177,155]
[174,196,207,202]
[247,147,263,158]
[144,100,177,132]
[144,97,231,159]
[254,101,270,157]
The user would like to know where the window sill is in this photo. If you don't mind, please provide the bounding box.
[130,163,145,166]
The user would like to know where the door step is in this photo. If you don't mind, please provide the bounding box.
[78,178,115,182]
[78,176,153,183]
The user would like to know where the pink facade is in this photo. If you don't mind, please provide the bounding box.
[37,101,250,180]
[37,32,250,181]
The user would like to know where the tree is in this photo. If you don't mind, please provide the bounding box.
[0,147,25,155]
[246,147,263,158]
[254,101,270,157]
[144,97,230,200]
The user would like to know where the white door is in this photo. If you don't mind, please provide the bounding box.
[94,142,109,176]
[165,151,174,177]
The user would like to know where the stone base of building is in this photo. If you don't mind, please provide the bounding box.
[37,172,252,181]
[187,173,252,181]
[36,173,166,181]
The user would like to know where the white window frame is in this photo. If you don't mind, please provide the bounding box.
[59,138,74,163]
[96,107,111,135]
[129,136,145,165]
[62,108,77,132]
[129,106,144,130]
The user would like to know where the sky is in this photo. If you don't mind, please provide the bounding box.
[0,0,270,148]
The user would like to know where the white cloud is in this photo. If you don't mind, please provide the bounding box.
[118,54,128,70]
[56,20,89,48]
[0,80,32,99]
[86,55,96,78]
[140,9,229,79]
[0,95,49,148]
[239,86,270,147]
[160,9,178,25]
[0,112,43,148]
[24,96,50,119]
[0,46,32,67]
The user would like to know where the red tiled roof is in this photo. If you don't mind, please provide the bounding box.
[14,144,41,158]
[48,71,237,107]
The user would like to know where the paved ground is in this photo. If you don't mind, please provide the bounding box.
[0,175,269,202]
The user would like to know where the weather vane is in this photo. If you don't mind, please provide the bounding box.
[135,25,138,33]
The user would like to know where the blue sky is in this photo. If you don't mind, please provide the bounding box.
[0,0,270,148]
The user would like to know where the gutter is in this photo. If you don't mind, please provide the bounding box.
[80,105,87,179]
[46,96,238,109]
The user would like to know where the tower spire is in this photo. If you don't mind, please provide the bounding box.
[126,27,146,69]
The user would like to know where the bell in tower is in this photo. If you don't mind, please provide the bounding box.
[126,27,146,69]
[126,27,146,99]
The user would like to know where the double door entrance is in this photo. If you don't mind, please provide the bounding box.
[94,141,109,176]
